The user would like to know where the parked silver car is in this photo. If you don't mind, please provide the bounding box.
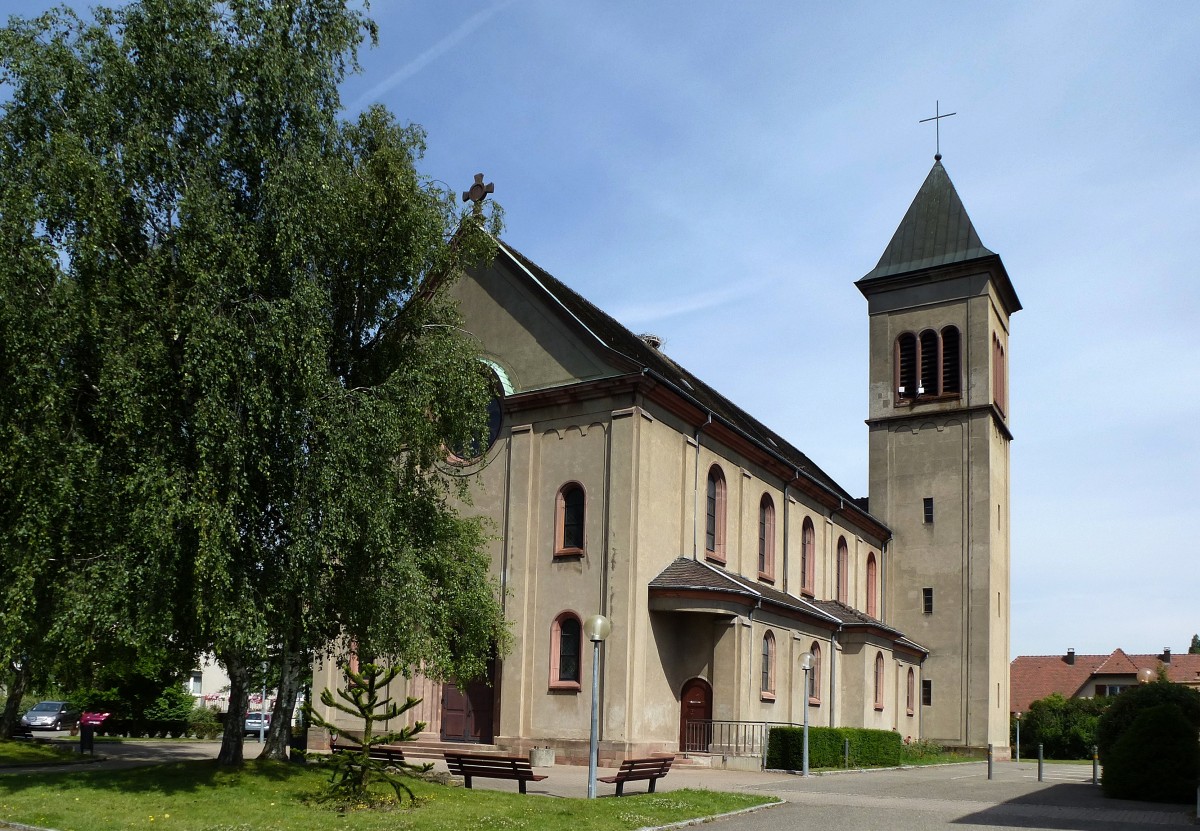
[244,712,271,736]
[20,700,81,731]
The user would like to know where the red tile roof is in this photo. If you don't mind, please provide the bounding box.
[1010,650,1200,714]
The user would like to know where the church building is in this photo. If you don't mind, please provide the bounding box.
[312,158,1019,763]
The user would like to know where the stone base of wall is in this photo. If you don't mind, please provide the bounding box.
[497,736,680,767]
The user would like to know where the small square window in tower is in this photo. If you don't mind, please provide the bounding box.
[923,497,934,524]
[921,680,933,706]
[922,587,934,614]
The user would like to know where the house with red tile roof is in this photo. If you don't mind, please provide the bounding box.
[1010,648,1200,714]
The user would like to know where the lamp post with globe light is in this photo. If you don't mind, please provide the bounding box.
[798,651,814,776]
[584,614,612,798]
[1015,712,1021,762]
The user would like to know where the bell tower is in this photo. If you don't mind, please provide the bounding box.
[857,159,1020,751]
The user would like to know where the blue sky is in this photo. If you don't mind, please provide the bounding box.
[4,1,1199,658]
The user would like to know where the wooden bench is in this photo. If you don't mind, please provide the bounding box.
[329,736,408,765]
[443,751,547,794]
[597,756,674,796]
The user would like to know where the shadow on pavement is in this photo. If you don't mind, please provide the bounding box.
[954,782,1194,829]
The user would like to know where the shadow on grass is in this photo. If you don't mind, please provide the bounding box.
[953,782,1193,829]
[0,758,312,798]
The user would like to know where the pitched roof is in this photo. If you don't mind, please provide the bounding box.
[649,558,928,657]
[860,160,994,282]
[1010,649,1200,713]
[648,557,839,625]
[1093,648,1140,676]
[496,241,863,509]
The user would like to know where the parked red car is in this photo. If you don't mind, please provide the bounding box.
[80,711,112,727]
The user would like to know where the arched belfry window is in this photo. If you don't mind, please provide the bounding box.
[896,333,917,398]
[554,483,585,557]
[919,330,939,396]
[895,327,962,403]
[941,326,961,394]
[705,465,727,563]
[758,495,775,580]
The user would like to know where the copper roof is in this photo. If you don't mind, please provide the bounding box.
[860,160,994,282]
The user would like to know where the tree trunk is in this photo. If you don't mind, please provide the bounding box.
[260,640,305,761]
[0,661,31,739]
[216,655,249,766]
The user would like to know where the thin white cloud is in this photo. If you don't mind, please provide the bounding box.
[608,279,766,328]
[350,0,514,110]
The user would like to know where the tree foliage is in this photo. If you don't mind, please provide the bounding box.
[0,0,507,756]
[1189,634,1200,655]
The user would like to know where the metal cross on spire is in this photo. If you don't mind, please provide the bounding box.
[462,173,495,216]
[919,100,956,161]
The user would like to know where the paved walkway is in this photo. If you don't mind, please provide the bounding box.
[5,742,1197,830]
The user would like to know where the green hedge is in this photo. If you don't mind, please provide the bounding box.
[767,726,901,770]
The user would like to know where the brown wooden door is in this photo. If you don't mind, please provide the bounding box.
[440,662,496,743]
[679,677,712,752]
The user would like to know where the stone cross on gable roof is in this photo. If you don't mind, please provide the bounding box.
[462,173,494,215]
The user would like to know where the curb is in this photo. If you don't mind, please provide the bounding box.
[639,797,785,831]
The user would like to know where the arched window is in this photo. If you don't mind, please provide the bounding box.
[760,631,776,698]
[941,326,961,394]
[895,327,963,403]
[874,652,885,710]
[758,495,775,580]
[993,334,1007,414]
[906,668,915,715]
[554,483,585,557]
[550,612,583,690]
[866,553,878,618]
[705,465,727,562]
[919,329,940,396]
[809,642,822,703]
[896,333,917,399]
[801,518,815,595]
[836,537,849,604]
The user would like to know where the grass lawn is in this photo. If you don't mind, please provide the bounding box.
[0,739,85,768]
[0,760,776,831]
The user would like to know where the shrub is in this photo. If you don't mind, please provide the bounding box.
[1096,681,1200,762]
[767,726,901,770]
[1016,693,1108,759]
[187,706,221,740]
[1101,703,1200,803]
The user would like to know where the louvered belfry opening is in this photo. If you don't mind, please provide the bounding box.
[919,330,940,396]
[896,333,917,398]
[941,326,961,395]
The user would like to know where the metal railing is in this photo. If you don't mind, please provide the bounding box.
[683,719,801,767]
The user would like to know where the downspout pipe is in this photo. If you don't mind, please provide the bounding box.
[830,624,843,727]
